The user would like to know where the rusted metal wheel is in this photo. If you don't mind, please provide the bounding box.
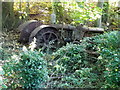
[18,20,42,43]
[34,27,60,53]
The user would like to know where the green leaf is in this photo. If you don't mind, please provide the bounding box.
[2,84,7,88]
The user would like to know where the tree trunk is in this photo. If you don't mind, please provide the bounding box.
[96,0,104,28]
[102,0,109,24]
[25,2,30,21]
[2,2,15,30]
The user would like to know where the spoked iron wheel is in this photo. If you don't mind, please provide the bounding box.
[35,28,60,53]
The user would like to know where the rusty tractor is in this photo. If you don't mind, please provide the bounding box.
[18,20,104,52]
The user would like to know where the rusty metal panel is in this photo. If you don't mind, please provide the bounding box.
[18,20,42,43]
[29,25,58,43]
[18,20,38,31]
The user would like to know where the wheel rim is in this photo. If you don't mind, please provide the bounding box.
[36,31,59,53]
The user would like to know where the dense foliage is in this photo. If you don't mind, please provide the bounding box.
[0,66,7,89]
[93,31,120,88]
[47,31,120,88]
[14,2,52,24]
[47,42,100,88]
[1,31,120,89]
[53,1,102,25]
[2,49,48,89]
[107,4,120,30]
[2,1,119,30]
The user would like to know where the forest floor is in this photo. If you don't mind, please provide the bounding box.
[2,29,24,55]
[0,29,24,66]
[0,29,23,87]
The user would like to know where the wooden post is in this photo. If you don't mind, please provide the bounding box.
[96,0,104,28]
[26,2,29,20]
[51,0,56,24]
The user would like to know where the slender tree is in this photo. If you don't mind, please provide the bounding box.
[26,2,30,20]
[102,0,109,24]
[2,2,15,30]
[96,0,104,27]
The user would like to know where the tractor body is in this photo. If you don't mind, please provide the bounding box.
[18,20,104,52]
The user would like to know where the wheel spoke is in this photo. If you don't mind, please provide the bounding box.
[35,29,59,53]
[49,38,57,44]
[43,35,47,42]
[48,33,52,41]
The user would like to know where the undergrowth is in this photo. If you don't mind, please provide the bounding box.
[1,31,120,89]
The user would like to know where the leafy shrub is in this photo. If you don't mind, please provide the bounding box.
[57,68,99,88]
[47,42,101,88]
[94,31,120,50]
[93,31,120,88]
[0,47,11,61]
[53,43,97,74]
[54,2,102,25]
[3,48,48,89]
[2,30,120,88]
[0,66,7,89]
[0,48,3,60]
[48,31,120,88]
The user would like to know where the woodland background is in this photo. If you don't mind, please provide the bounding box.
[0,0,120,89]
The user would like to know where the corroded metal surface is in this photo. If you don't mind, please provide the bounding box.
[18,20,38,31]
[18,20,42,43]
[31,27,60,53]
[18,20,104,50]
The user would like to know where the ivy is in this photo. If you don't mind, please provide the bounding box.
[3,49,48,89]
